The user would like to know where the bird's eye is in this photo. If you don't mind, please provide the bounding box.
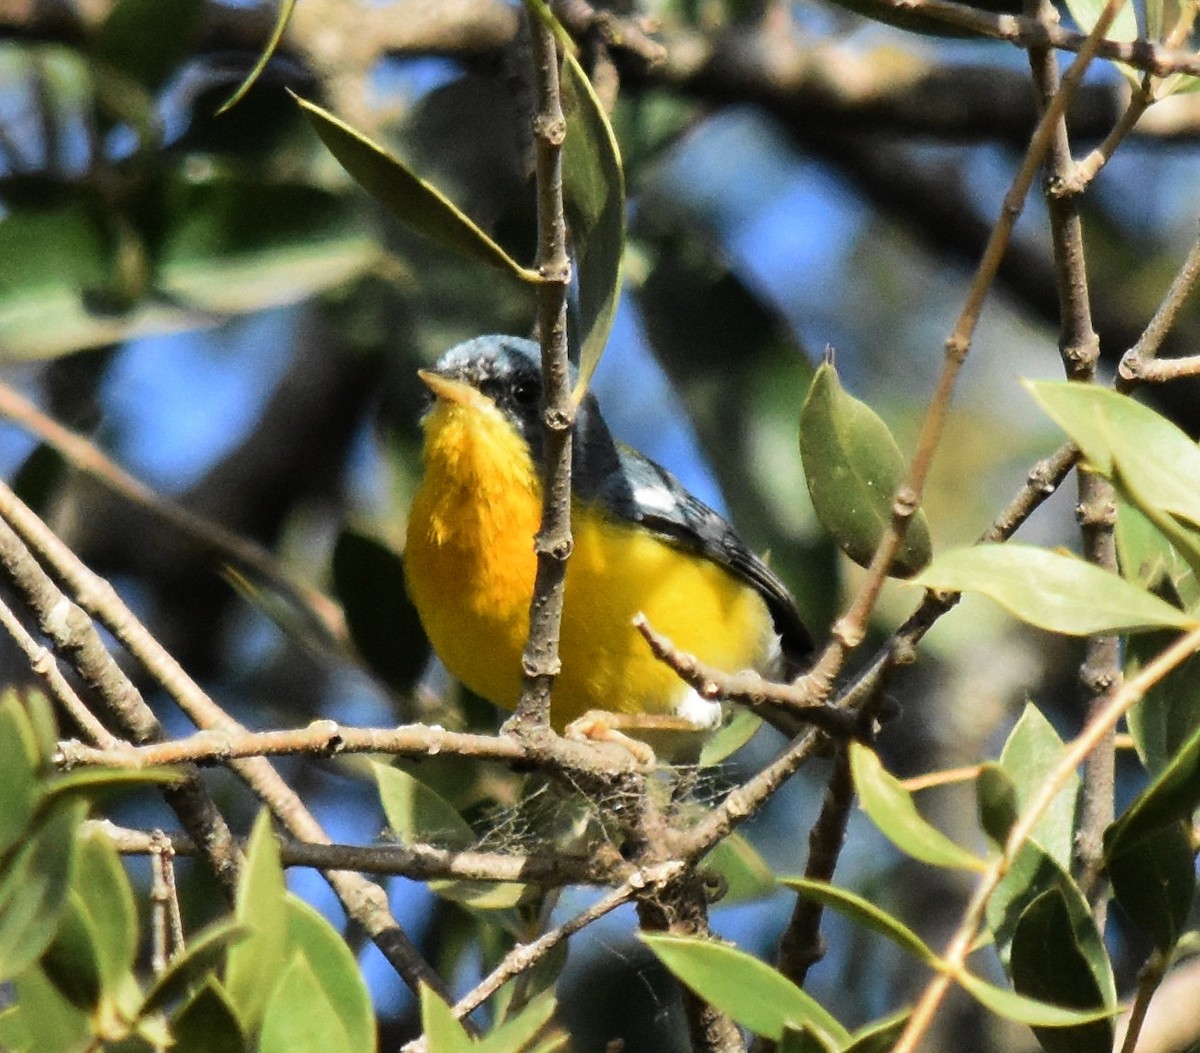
[512,380,537,405]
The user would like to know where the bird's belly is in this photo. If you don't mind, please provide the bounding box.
[406,490,776,728]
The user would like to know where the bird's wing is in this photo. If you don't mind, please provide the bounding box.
[595,443,812,669]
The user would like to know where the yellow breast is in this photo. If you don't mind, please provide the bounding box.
[404,397,777,728]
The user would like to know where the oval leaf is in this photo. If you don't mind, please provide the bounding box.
[641,933,850,1045]
[850,743,989,872]
[421,983,474,1053]
[259,954,349,1053]
[800,361,931,577]
[912,543,1197,635]
[293,93,536,284]
[1106,821,1195,953]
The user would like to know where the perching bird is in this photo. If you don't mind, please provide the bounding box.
[403,335,811,747]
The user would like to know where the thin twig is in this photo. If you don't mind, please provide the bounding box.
[1119,227,1200,384]
[89,819,626,887]
[1119,950,1169,1053]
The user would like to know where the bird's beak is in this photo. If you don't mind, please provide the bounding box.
[417,369,493,411]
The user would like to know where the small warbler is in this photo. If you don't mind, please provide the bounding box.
[404,335,810,742]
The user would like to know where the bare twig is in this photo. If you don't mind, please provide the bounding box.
[1119,227,1200,384]
[509,10,574,735]
[1119,950,1169,1053]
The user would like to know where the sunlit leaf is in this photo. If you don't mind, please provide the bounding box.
[422,984,474,1053]
[642,933,850,1045]
[843,1010,912,1053]
[800,361,931,577]
[224,811,288,1035]
[1028,381,1200,530]
[293,93,537,283]
[141,920,249,1014]
[913,542,1196,634]
[477,990,558,1053]
[284,897,375,1052]
[259,954,349,1053]
[850,743,989,872]
[955,968,1113,1028]
[701,832,777,904]
[997,704,1078,869]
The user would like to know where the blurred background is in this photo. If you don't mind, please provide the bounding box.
[1,0,1199,1047]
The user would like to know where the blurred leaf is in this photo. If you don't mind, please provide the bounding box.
[141,920,249,1014]
[40,891,104,1011]
[560,49,625,397]
[1115,499,1189,595]
[1009,890,1115,1053]
[422,983,474,1053]
[976,763,1019,847]
[800,360,931,577]
[697,709,762,767]
[293,93,537,283]
[73,829,138,995]
[780,1025,838,1053]
[850,743,989,872]
[170,980,245,1053]
[953,970,1113,1029]
[997,705,1079,869]
[701,832,777,904]
[43,766,182,803]
[0,694,42,858]
[477,990,558,1053]
[913,542,1196,634]
[1126,630,1200,775]
[0,799,84,981]
[0,965,91,1053]
[1105,820,1195,952]
[843,1010,912,1053]
[1059,0,1140,85]
[224,811,288,1036]
[218,0,297,113]
[1028,382,1200,530]
[259,954,349,1053]
[0,182,376,360]
[642,933,850,1045]
[333,530,428,694]
[95,0,204,89]
[284,897,375,1053]
[1110,451,1200,587]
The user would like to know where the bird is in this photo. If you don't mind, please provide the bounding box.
[403,335,811,752]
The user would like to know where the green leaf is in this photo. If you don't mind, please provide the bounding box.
[1107,712,1200,854]
[141,920,250,1014]
[259,954,350,1053]
[697,709,762,767]
[1027,382,1200,531]
[375,764,530,911]
[986,840,1115,1010]
[955,969,1114,1029]
[333,530,428,694]
[1110,450,1200,588]
[560,49,625,396]
[799,361,932,577]
[217,0,297,113]
[0,965,91,1053]
[912,542,1196,635]
[224,811,289,1036]
[1009,889,1115,1053]
[0,695,42,858]
[1057,0,1140,84]
[42,765,182,802]
[1106,820,1195,952]
[997,704,1079,869]
[170,980,245,1053]
[0,799,84,981]
[284,897,376,1053]
[783,879,939,966]
[95,0,204,89]
[700,832,777,904]
[850,743,989,872]
[421,983,474,1053]
[642,933,850,1045]
[780,1025,838,1053]
[477,990,558,1053]
[293,93,537,283]
[72,828,138,993]
[842,1010,912,1053]
[976,763,1019,847]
